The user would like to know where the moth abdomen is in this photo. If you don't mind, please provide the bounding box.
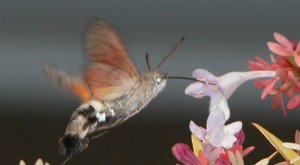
[59,100,118,156]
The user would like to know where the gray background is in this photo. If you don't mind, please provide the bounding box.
[1,1,300,164]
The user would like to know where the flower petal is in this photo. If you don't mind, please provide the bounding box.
[282,142,300,151]
[192,68,218,83]
[172,143,201,165]
[255,158,270,165]
[19,160,26,165]
[293,54,300,67]
[256,56,272,67]
[287,95,300,109]
[242,146,255,157]
[190,121,207,140]
[248,61,265,70]
[224,121,242,135]
[272,93,281,109]
[267,42,291,56]
[209,127,226,147]
[35,159,43,165]
[220,135,238,149]
[185,82,206,98]
[287,71,300,88]
[296,41,300,52]
[273,32,293,52]
[270,54,277,63]
[255,79,272,88]
[261,77,279,99]
[234,130,245,146]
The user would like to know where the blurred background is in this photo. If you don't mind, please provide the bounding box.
[1,0,300,164]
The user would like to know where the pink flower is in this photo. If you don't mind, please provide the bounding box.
[249,54,300,116]
[172,138,254,165]
[267,32,300,66]
[188,109,254,164]
[250,32,300,115]
[217,144,254,164]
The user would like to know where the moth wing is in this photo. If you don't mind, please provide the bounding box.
[83,18,139,101]
[85,18,138,77]
[42,63,90,101]
[83,64,136,101]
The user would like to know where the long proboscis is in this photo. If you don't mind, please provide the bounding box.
[157,36,185,70]
[168,76,217,85]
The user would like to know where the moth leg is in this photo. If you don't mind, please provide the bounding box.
[61,155,72,165]
[91,130,109,139]
[104,102,115,116]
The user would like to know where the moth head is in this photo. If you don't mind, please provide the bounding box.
[144,36,184,91]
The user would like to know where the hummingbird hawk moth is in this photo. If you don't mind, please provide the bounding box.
[42,18,184,162]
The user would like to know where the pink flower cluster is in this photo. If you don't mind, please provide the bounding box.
[249,32,300,116]
[171,32,299,165]
[172,125,254,165]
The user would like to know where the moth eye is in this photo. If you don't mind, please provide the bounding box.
[156,76,163,85]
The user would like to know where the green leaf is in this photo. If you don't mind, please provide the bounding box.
[252,123,300,165]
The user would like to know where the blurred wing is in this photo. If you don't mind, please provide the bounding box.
[83,64,136,101]
[83,18,139,101]
[85,18,138,77]
[42,63,90,101]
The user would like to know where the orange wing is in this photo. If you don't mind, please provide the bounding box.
[42,63,91,102]
[83,18,139,101]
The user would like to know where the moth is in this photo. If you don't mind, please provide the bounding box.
[42,18,184,162]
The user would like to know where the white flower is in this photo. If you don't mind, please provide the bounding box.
[185,68,276,120]
[189,108,242,149]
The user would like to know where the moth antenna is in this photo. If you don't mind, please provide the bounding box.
[157,36,185,70]
[61,155,72,165]
[145,52,152,71]
[168,76,217,85]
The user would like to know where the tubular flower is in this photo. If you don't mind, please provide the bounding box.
[185,68,275,120]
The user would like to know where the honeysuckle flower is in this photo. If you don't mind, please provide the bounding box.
[249,55,300,116]
[185,68,276,120]
[267,32,300,67]
[19,158,50,165]
[172,138,254,165]
[173,116,253,165]
[172,108,254,164]
[189,109,242,149]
